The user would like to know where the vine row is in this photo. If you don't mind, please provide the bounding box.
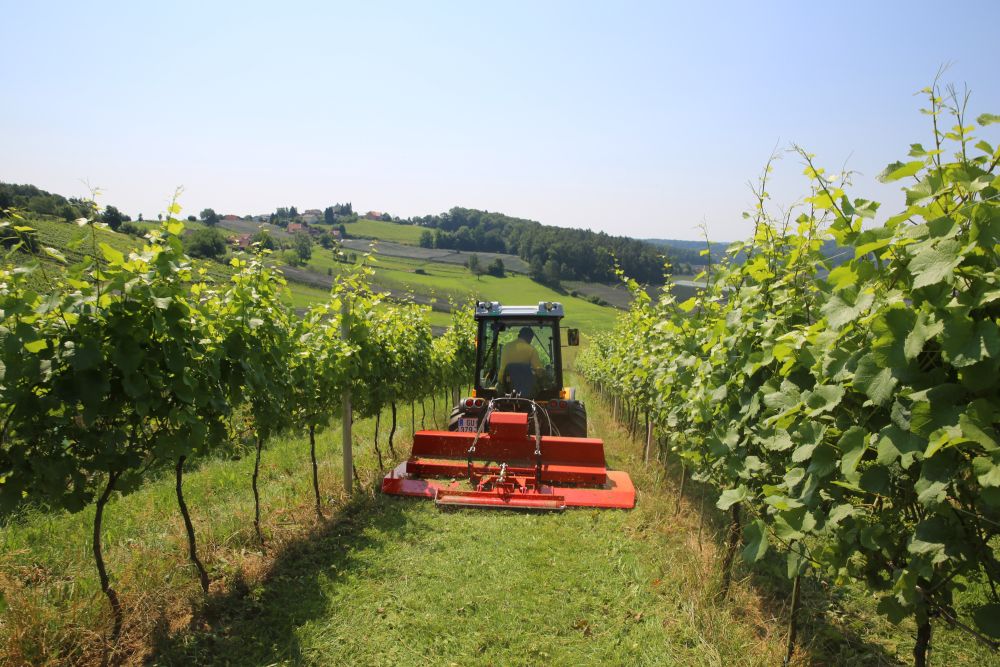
[580,83,1000,665]
[0,212,474,640]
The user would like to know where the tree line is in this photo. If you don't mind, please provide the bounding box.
[411,207,694,285]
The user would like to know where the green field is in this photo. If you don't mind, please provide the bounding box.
[13,217,233,291]
[14,217,341,315]
[303,247,618,332]
[342,218,426,245]
[374,262,617,332]
[134,219,211,233]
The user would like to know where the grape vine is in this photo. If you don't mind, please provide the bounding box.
[0,210,474,641]
[580,83,1000,665]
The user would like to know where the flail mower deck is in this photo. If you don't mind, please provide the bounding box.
[381,410,635,510]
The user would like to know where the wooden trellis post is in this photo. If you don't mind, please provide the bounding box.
[341,296,353,496]
[644,418,653,464]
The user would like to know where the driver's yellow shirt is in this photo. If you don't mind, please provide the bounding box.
[498,338,543,382]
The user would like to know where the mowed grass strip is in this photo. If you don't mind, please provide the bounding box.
[0,397,453,666]
[2,375,785,666]
[151,377,786,667]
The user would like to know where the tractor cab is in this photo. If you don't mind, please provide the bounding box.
[449,301,587,438]
[473,301,575,401]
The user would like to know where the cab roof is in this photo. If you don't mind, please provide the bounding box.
[474,301,564,318]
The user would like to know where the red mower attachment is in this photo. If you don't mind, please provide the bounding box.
[381,410,635,510]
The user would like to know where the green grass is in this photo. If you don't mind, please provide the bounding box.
[1,395,458,665]
[284,280,333,310]
[299,245,620,333]
[0,382,783,666]
[376,268,618,332]
[342,219,426,245]
[426,309,454,328]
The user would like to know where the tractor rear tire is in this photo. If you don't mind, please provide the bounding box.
[554,402,588,438]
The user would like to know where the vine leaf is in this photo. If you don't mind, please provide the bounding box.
[877,595,909,624]
[941,317,1000,368]
[904,311,942,361]
[742,520,769,563]
[907,516,950,562]
[907,240,962,289]
[854,354,897,405]
[98,242,124,265]
[806,385,845,415]
[972,456,1000,487]
[717,486,748,510]
[876,425,923,469]
[878,160,925,183]
[821,288,874,328]
[838,427,867,477]
[42,246,67,263]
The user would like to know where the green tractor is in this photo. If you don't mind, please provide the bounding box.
[448,301,587,437]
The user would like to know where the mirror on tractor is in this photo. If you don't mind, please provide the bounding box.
[566,328,580,346]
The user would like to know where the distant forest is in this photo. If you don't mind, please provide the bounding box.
[646,236,853,269]
[644,238,727,264]
[0,182,98,222]
[408,207,710,285]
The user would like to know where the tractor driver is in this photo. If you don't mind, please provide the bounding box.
[498,326,544,393]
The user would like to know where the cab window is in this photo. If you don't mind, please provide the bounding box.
[478,320,557,396]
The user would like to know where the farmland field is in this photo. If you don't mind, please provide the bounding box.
[300,244,619,332]
[340,237,532,274]
[341,218,427,245]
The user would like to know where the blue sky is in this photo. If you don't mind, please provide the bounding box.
[3,1,998,240]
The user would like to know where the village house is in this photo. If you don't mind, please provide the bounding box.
[300,208,323,224]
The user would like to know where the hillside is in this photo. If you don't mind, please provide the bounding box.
[344,209,704,284]
[0,182,99,223]
[644,237,727,265]
[2,182,722,332]
[2,182,678,333]
[7,211,622,333]
[153,209,628,332]
[645,237,854,269]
